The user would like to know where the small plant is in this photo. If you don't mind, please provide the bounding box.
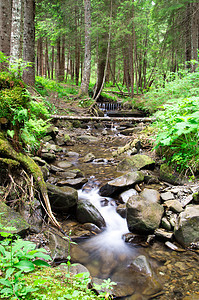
[0,224,51,299]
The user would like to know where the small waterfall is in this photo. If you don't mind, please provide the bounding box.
[98,102,122,114]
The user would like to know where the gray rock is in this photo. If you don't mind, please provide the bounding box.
[161,191,175,201]
[56,169,84,179]
[19,199,43,233]
[117,154,155,172]
[164,200,183,213]
[131,255,152,275]
[77,135,99,143]
[76,199,106,228]
[159,163,183,185]
[83,152,95,162]
[119,189,138,203]
[126,195,164,234]
[0,202,29,236]
[56,161,73,169]
[174,205,199,247]
[99,171,144,197]
[116,204,126,218]
[140,188,161,204]
[161,217,172,231]
[154,228,173,241]
[47,183,78,212]
[41,152,56,162]
[57,177,88,189]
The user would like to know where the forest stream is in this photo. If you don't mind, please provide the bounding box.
[45,121,199,300]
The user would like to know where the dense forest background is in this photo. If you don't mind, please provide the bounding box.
[0,0,199,95]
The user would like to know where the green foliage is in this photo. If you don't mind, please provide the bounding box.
[153,96,199,174]
[35,76,78,98]
[139,70,199,113]
[0,224,51,299]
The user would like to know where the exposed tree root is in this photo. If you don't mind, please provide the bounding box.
[0,131,61,229]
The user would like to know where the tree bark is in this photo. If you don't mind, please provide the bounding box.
[51,45,54,79]
[23,0,35,86]
[56,37,61,81]
[10,0,22,66]
[80,0,91,96]
[0,0,12,69]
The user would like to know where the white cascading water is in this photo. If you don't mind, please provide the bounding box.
[78,187,135,255]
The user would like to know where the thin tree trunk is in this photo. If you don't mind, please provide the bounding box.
[51,45,54,79]
[37,37,43,76]
[59,35,65,81]
[80,0,91,96]
[23,0,35,86]
[56,37,61,81]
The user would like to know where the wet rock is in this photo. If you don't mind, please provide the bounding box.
[99,171,144,197]
[160,191,175,201]
[56,169,84,179]
[57,177,88,189]
[117,154,155,172]
[168,212,178,228]
[154,228,173,241]
[142,276,162,297]
[159,164,183,185]
[77,135,99,143]
[122,233,147,245]
[83,152,95,162]
[56,160,73,169]
[131,255,152,275]
[49,165,64,173]
[116,204,126,218]
[47,183,78,212]
[0,202,29,236]
[81,223,101,234]
[161,217,172,231]
[41,152,56,162]
[33,156,47,166]
[174,205,199,247]
[119,189,138,203]
[76,199,106,228]
[126,194,164,234]
[58,263,90,278]
[181,195,193,207]
[164,200,183,213]
[19,199,43,233]
[144,175,160,184]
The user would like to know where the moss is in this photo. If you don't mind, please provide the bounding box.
[0,87,29,120]
[0,157,20,168]
[0,71,25,90]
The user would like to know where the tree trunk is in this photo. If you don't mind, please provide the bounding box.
[45,38,50,78]
[56,37,61,81]
[191,3,199,72]
[23,0,35,86]
[80,0,91,96]
[59,35,65,82]
[51,45,54,79]
[37,37,43,76]
[10,0,22,67]
[0,0,12,69]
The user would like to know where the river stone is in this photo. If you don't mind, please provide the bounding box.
[77,135,99,143]
[174,205,199,247]
[131,255,152,275]
[119,188,138,203]
[56,169,84,179]
[76,199,106,228]
[117,154,155,172]
[140,188,161,204]
[99,171,144,197]
[19,199,43,233]
[161,217,172,231]
[164,200,183,213]
[83,152,95,162]
[56,161,73,169]
[160,191,175,201]
[126,195,164,234]
[57,177,88,189]
[47,183,78,212]
[159,163,183,185]
[116,204,126,218]
[41,152,56,162]
[0,201,29,236]
[154,228,173,241]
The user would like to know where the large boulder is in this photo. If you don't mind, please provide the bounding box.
[0,201,29,236]
[159,163,183,185]
[76,199,106,228]
[99,171,144,197]
[117,154,155,172]
[47,183,78,212]
[126,189,164,234]
[174,205,199,247]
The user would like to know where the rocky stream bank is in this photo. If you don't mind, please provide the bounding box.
[1,118,199,300]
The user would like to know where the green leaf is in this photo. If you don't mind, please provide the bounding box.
[14,260,35,272]
[33,259,50,267]
[0,278,12,287]
[5,267,15,279]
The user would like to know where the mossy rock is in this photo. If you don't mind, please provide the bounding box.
[0,87,29,121]
[0,201,29,235]
[159,163,183,185]
[117,155,155,172]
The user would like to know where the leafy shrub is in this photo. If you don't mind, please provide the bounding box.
[153,96,199,174]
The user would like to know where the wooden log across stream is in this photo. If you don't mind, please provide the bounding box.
[51,115,155,123]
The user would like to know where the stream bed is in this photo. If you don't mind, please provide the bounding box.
[51,121,199,300]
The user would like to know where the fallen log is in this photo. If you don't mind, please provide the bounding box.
[51,115,155,123]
